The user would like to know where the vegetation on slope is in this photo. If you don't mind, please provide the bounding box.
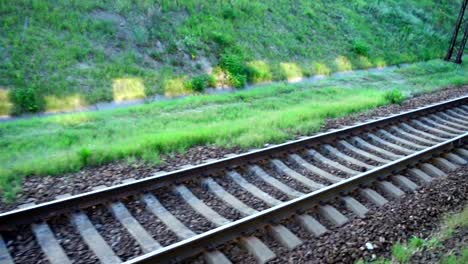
[0,59,466,200]
[0,0,462,115]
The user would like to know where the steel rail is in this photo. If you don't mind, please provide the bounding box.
[0,96,467,229]
[127,133,467,264]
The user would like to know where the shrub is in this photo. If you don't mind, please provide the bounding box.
[0,89,13,115]
[279,62,303,80]
[219,52,252,88]
[133,26,149,46]
[247,60,272,83]
[384,89,406,104]
[228,73,247,88]
[164,77,192,96]
[222,8,237,20]
[313,62,331,76]
[149,51,163,61]
[185,74,215,92]
[356,56,373,69]
[335,56,353,72]
[351,40,370,56]
[210,32,234,48]
[10,87,44,115]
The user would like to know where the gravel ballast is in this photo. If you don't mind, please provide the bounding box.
[266,166,468,263]
[181,165,467,263]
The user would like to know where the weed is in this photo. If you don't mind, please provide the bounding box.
[219,52,252,88]
[133,26,149,46]
[166,42,178,54]
[384,89,406,104]
[313,63,332,76]
[280,62,303,81]
[440,206,468,239]
[210,32,234,48]
[335,56,353,72]
[9,87,44,115]
[78,148,92,166]
[352,40,370,56]
[186,74,215,92]
[441,248,468,264]
[222,8,237,20]
[149,51,163,61]
[408,236,424,248]
[248,60,273,83]
[0,89,13,115]
[392,243,412,263]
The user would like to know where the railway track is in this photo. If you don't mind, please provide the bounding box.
[1,96,468,264]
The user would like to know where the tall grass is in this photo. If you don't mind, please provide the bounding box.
[0,86,385,200]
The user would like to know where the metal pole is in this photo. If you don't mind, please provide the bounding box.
[445,0,468,61]
[454,22,468,63]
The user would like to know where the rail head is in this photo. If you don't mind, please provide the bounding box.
[0,95,466,229]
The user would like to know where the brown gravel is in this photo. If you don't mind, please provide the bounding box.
[122,198,179,247]
[281,158,332,186]
[49,215,98,264]
[337,144,382,167]
[85,205,142,261]
[260,163,313,194]
[209,174,271,212]
[155,187,217,234]
[1,86,467,214]
[3,226,47,264]
[185,181,244,221]
[301,150,350,178]
[239,167,289,202]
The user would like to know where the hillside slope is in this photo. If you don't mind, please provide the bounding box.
[0,0,462,115]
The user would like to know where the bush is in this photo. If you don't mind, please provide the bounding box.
[313,62,331,76]
[10,87,44,115]
[351,40,369,56]
[335,56,353,72]
[279,62,303,80]
[210,32,234,48]
[164,77,192,96]
[384,89,406,104]
[247,60,272,83]
[219,52,252,88]
[185,74,215,92]
[222,8,238,20]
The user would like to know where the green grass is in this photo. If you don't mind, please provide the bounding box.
[391,236,442,263]
[441,248,468,264]
[0,58,467,201]
[439,205,468,239]
[356,206,468,264]
[0,0,463,115]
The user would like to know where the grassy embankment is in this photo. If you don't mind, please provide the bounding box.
[0,59,467,200]
[0,0,462,115]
